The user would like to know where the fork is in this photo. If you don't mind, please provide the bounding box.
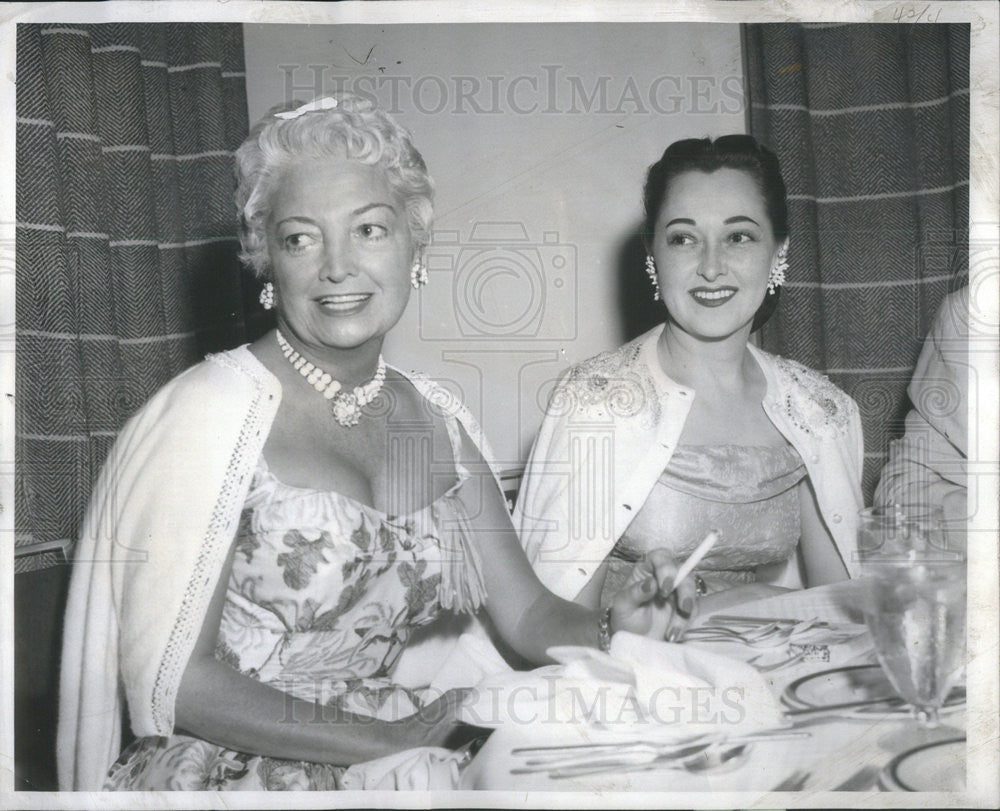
[683,623,791,647]
[511,730,810,774]
[512,732,718,758]
[750,647,809,672]
[544,740,750,779]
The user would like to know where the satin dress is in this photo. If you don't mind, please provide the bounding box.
[602,444,807,604]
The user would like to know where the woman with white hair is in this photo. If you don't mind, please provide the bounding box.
[57,95,698,791]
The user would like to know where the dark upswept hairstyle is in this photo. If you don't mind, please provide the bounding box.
[642,135,789,331]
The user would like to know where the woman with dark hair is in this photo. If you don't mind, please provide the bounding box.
[515,135,864,610]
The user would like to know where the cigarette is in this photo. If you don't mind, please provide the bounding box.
[666,530,721,596]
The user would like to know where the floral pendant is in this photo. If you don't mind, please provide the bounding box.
[331,392,362,427]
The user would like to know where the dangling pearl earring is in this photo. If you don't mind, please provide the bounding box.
[768,242,788,295]
[644,255,661,301]
[410,259,428,289]
[259,281,275,310]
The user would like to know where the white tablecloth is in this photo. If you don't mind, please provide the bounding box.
[460,581,965,792]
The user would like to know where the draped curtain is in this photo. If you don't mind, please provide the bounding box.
[15,23,261,572]
[743,23,970,503]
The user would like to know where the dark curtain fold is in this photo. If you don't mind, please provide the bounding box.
[743,23,970,503]
[15,23,261,571]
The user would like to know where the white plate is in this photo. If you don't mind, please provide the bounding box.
[781,665,965,719]
[878,737,965,791]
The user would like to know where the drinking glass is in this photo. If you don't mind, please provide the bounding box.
[858,505,966,728]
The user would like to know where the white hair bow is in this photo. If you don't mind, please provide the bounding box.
[274,96,339,120]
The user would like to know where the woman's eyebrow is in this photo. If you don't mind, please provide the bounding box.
[274,215,320,227]
[664,217,696,228]
[724,215,761,226]
[352,202,397,217]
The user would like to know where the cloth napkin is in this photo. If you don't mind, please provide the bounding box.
[459,631,786,736]
[340,747,466,790]
[392,614,514,695]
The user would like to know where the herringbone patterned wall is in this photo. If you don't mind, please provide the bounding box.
[15,23,261,572]
[744,23,970,504]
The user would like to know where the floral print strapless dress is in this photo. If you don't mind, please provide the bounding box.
[106,418,484,790]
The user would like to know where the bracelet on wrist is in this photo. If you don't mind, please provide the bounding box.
[598,606,613,653]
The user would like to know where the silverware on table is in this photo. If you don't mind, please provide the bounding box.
[511,739,717,777]
[751,648,810,672]
[543,739,751,779]
[512,728,808,756]
[709,614,833,627]
[683,616,863,649]
[511,731,716,756]
[510,730,811,777]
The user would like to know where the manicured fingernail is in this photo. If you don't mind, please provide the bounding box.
[680,597,694,615]
[643,577,656,593]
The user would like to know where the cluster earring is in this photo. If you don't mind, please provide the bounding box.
[644,255,661,301]
[259,281,275,310]
[768,242,788,295]
[410,259,428,289]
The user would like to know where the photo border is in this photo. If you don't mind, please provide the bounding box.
[1,1,996,808]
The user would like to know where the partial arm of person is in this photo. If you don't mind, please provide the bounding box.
[174,539,467,765]
[797,476,849,587]
[876,286,968,539]
[574,561,610,610]
[875,412,967,511]
[875,407,968,553]
[455,430,697,663]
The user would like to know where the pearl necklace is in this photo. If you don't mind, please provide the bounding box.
[275,329,387,428]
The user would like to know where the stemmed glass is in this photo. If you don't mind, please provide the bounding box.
[857,505,966,728]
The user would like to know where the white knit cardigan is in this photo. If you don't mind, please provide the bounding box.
[57,346,501,790]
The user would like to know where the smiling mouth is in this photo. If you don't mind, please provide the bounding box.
[315,293,372,313]
[689,287,737,307]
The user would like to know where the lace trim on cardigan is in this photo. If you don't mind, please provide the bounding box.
[150,350,273,733]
